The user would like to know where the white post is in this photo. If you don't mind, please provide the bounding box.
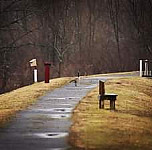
[34,69,38,83]
[145,60,149,76]
[140,59,143,77]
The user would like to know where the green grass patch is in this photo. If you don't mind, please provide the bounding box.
[69,77,152,150]
[0,77,74,126]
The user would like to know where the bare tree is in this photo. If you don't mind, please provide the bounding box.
[127,0,152,57]
[108,0,122,70]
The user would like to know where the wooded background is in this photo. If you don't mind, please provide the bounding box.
[0,0,152,93]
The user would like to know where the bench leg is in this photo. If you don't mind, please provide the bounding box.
[99,99,104,109]
[110,100,115,110]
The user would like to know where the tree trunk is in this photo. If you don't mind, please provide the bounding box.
[58,61,62,77]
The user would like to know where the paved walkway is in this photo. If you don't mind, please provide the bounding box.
[0,72,138,150]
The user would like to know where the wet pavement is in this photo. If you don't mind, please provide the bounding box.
[0,72,138,150]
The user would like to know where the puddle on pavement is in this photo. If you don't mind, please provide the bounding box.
[53,108,73,112]
[65,87,84,90]
[66,85,97,90]
[48,98,66,100]
[57,104,73,106]
[46,97,80,100]
[33,132,68,138]
[83,85,97,89]
[32,108,73,113]
[48,148,66,150]
[47,114,71,119]
[66,97,80,99]
[66,85,96,90]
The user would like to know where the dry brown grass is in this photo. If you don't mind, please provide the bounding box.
[0,77,74,126]
[69,77,152,150]
[84,71,138,78]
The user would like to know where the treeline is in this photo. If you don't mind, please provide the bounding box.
[0,0,152,93]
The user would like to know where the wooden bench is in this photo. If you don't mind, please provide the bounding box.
[99,93,117,110]
[99,81,118,110]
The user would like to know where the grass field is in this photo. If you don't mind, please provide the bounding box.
[0,77,74,126]
[85,71,138,78]
[69,77,152,150]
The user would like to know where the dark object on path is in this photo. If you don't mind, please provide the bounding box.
[98,80,118,110]
[78,71,80,78]
[70,78,77,86]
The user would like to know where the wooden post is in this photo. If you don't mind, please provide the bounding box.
[99,80,105,109]
[110,100,115,110]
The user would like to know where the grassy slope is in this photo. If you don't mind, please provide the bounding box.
[85,71,138,77]
[69,77,152,150]
[0,77,74,126]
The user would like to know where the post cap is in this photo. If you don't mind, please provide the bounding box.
[44,62,51,65]
[29,59,37,67]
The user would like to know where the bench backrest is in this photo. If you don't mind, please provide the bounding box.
[99,80,105,96]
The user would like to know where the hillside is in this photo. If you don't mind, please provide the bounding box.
[70,77,152,149]
[0,77,73,126]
